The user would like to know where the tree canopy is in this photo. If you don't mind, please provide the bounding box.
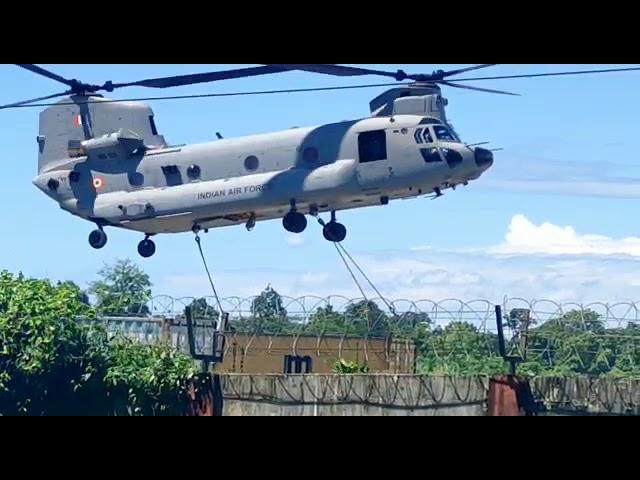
[5,256,640,395]
[0,269,198,416]
[89,259,152,316]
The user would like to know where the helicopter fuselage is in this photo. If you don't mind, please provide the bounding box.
[34,113,493,236]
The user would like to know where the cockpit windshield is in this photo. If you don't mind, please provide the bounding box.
[433,125,459,143]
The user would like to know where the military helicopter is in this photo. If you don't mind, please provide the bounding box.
[5,64,640,258]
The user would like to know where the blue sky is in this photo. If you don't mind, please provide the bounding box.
[1,64,639,304]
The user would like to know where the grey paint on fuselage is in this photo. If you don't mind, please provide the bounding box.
[35,112,490,235]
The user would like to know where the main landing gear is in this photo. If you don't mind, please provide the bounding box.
[320,211,347,243]
[88,228,107,250]
[137,235,156,258]
[282,203,347,243]
[282,200,308,234]
[87,227,156,259]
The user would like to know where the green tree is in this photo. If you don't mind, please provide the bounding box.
[89,259,152,316]
[230,285,294,334]
[343,300,390,337]
[522,309,636,377]
[251,285,287,320]
[0,270,199,416]
[0,271,101,415]
[305,304,348,336]
[185,298,219,321]
[389,311,431,340]
[103,338,198,416]
[57,280,90,306]
[417,321,504,375]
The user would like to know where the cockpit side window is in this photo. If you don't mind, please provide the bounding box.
[423,128,434,143]
[433,125,457,142]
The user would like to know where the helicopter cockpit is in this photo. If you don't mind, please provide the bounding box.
[432,125,460,143]
[417,123,461,145]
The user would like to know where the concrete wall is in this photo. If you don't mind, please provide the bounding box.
[531,377,640,416]
[218,374,640,416]
[220,375,489,416]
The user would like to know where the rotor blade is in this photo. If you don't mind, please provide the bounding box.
[266,64,406,80]
[15,64,76,88]
[440,81,520,96]
[0,90,72,110]
[440,64,499,78]
[0,82,409,109]
[110,65,292,89]
[452,66,640,82]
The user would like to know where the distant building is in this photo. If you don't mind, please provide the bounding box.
[84,315,418,375]
[215,334,416,374]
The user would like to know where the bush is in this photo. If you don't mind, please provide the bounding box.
[104,338,199,416]
[0,271,198,416]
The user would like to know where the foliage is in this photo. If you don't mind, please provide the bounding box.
[416,321,507,375]
[306,301,405,338]
[5,254,640,417]
[306,304,360,336]
[185,297,219,320]
[238,295,640,378]
[333,358,369,374]
[104,337,199,416]
[251,285,287,320]
[514,309,640,378]
[0,271,101,414]
[230,285,294,335]
[229,290,640,379]
[0,269,197,416]
[344,300,390,337]
[57,280,91,306]
[89,259,152,316]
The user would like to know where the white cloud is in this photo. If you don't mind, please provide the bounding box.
[489,214,640,257]
[158,269,338,301]
[154,215,640,305]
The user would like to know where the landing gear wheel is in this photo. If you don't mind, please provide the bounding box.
[88,229,107,249]
[137,239,156,258]
[323,222,347,243]
[283,211,307,234]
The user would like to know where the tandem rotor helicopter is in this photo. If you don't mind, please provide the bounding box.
[4,64,640,258]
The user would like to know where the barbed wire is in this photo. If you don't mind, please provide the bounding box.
[92,295,640,329]
[77,295,640,377]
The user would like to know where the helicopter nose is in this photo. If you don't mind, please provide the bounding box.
[474,147,494,170]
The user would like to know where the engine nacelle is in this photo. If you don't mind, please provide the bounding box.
[81,129,145,160]
[369,86,448,124]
